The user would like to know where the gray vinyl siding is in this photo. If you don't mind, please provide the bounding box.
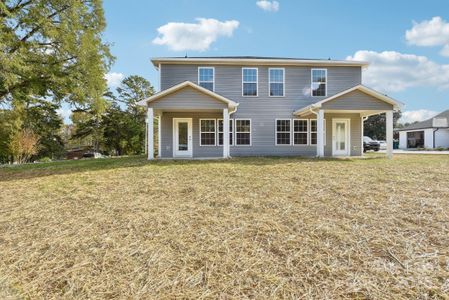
[160,112,224,158]
[158,64,365,157]
[150,86,227,110]
[324,113,362,156]
[322,90,394,110]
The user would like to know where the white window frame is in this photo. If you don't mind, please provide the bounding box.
[310,119,326,146]
[269,68,285,97]
[235,119,252,146]
[275,119,292,146]
[198,67,215,91]
[217,119,234,146]
[199,118,216,146]
[293,119,309,146]
[242,68,258,97]
[311,68,327,97]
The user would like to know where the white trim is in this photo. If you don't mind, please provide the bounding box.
[310,119,326,146]
[199,119,217,146]
[386,110,393,159]
[293,119,309,146]
[294,84,404,116]
[275,119,292,146]
[311,68,327,97]
[242,68,258,97]
[268,68,285,97]
[137,81,238,108]
[151,57,369,68]
[158,114,162,158]
[217,119,234,146]
[198,66,215,92]
[158,63,161,92]
[235,118,252,146]
[173,118,193,158]
[332,118,351,156]
[147,108,154,160]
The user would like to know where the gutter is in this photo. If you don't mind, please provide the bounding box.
[433,128,440,148]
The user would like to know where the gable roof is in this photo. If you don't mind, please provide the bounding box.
[137,81,238,109]
[294,85,404,116]
[151,56,369,68]
[396,109,449,131]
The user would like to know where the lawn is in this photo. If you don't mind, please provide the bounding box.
[1,155,448,299]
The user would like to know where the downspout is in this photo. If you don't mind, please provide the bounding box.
[433,128,439,148]
[227,104,239,158]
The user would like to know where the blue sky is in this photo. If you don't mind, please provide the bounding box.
[90,0,449,124]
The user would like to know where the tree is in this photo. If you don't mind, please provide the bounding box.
[116,75,155,116]
[364,111,402,140]
[0,0,113,106]
[9,128,40,164]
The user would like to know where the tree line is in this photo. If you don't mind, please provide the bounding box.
[0,0,154,164]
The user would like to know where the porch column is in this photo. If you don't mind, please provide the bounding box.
[157,113,162,158]
[316,109,325,157]
[147,107,154,160]
[386,110,393,159]
[223,108,229,158]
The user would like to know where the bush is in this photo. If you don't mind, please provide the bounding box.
[38,157,52,163]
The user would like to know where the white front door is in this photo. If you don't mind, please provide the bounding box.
[173,118,192,157]
[332,119,350,156]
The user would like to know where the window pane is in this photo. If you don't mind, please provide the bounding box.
[199,82,214,91]
[270,69,283,82]
[243,82,257,96]
[236,120,251,145]
[201,133,215,145]
[270,83,284,96]
[310,120,317,132]
[276,120,290,132]
[311,133,317,145]
[294,133,308,145]
[294,120,308,132]
[200,120,215,146]
[199,68,213,81]
[236,120,251,132]
[236,133,250,145]
[217,120,233,146]
[201,120,215,132]
[312,70,326,83]
[312,83,326,96]
[277,132,290,145]
[243,69,257,82]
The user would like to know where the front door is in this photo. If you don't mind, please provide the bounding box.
[173,118,192,157]
[332,119,350,156]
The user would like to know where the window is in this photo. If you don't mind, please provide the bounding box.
[217,119,233,146]
[242,68,258,96]
[311,69,327,97]
[276,119,291,145]
[198,67,214,91]
[269,68,285,97]
[293,119,308,145]
[235,119,251,145]
[310,120,326,145]
[407,131,424,148]
[200,119,216,146]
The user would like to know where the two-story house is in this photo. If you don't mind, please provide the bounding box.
[138,56,402,159]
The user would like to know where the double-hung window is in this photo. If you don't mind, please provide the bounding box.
[198,67,214,91]
[242,68,258,96]
[200,119,216,146]
[311,69,327,97]
[276,119,291,145]
[269,68,285,97]
[293,119,308,145]
[310,120,326,145]
[235,119,251,145]
[217,119,233,146]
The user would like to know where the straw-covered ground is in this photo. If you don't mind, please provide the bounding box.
[0,155,448,299]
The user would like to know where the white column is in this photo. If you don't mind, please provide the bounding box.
[223,108,229,158]
[147,107,154,160]
[157,114,162,158]
[317,109,325,157]
[386,110,393,159]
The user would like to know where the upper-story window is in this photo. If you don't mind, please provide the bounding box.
[242,68,258,97]
[311,69,327,97]
[269,68,285,97]
[198,67,214,91]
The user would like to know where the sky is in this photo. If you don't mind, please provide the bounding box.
[63,0,449,124]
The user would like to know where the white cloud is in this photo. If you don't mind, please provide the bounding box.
[105,72,125,88]
[346,50,449,93]
[256,0,279,12]
[405,16,449,57]
[399,109,438,124]
[152,18,239,52]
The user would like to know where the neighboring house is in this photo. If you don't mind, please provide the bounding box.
[397,109,449,149]
[138,56,402,159]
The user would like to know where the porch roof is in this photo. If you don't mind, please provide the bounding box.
[137,81,238,110]
[294,85,404,116]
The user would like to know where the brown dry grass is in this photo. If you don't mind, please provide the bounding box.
[0,154,448,299]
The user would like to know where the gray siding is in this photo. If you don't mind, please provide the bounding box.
[324,113,362,156]
[322,90,394,110]
[158,64,366,157]
[150,86,227,110]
